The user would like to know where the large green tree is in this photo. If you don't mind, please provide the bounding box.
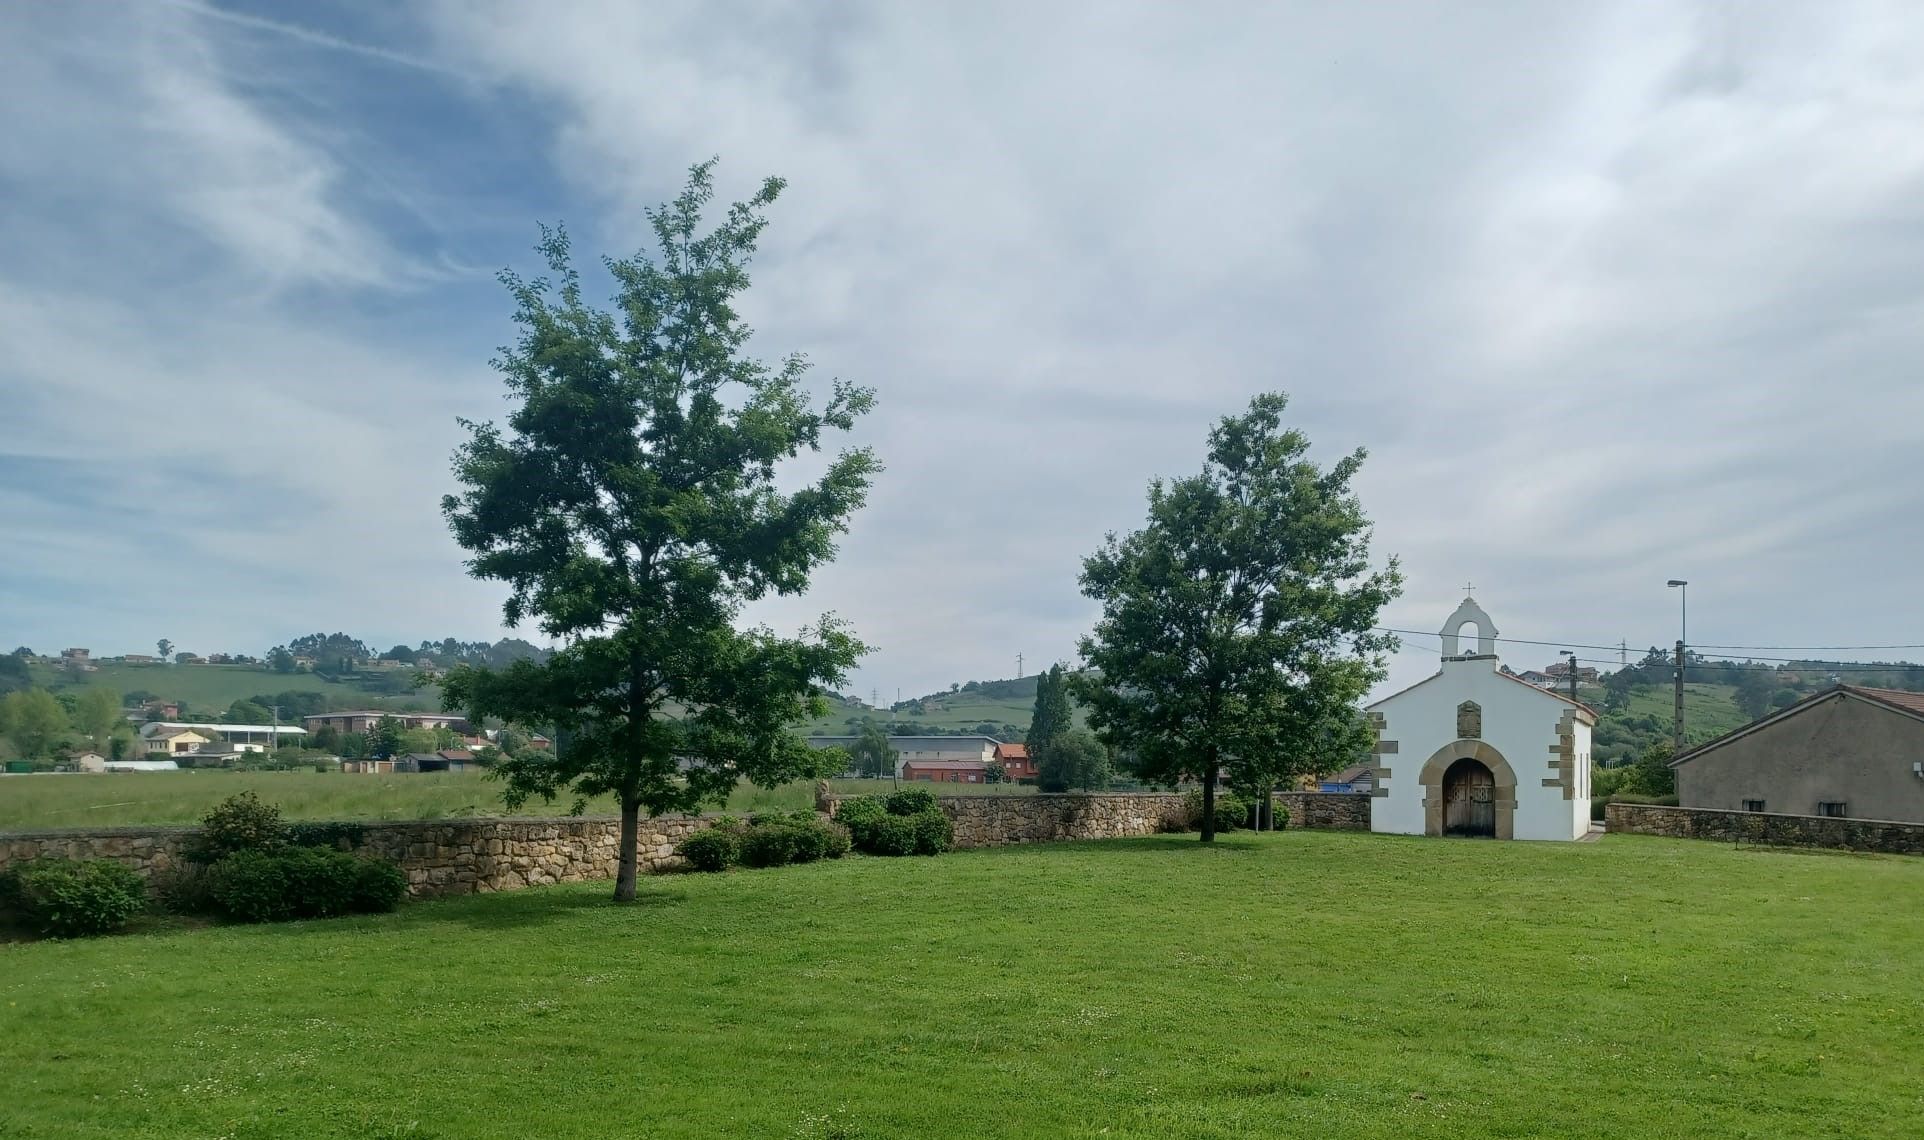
[72,687,121,748]
[439,162,878,901]
[849,720,897,779]
[1029,664,1073,791]
[1073,393,1402,841]
[367,715,403,762]
[2,689,69,759]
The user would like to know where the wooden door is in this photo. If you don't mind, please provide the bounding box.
[1443,758,1495,837]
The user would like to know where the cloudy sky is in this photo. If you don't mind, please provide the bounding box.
[6,1,1924,701]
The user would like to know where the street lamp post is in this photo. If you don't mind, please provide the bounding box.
[1667,580,1689,751]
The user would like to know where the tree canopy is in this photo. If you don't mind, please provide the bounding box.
[1074,393,1401,840]
[439,161,877,900]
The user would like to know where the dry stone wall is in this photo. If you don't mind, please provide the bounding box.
[0,815,724,899]
[2,790,1380,902]
[1274,792,1372,830]
[1608,802,1924,856]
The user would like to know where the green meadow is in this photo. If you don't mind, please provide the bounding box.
[3,830,1920,1138]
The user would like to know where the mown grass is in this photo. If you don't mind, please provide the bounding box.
[0,770,1034,830]
[2,831,1920,1138]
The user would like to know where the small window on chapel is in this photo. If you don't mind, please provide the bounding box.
[1742,799,1765,813]
[1817,801,1847,818]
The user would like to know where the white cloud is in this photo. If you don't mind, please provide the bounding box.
[7,1,1924,703]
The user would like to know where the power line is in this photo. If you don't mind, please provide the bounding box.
[1386,629,1924,670]
[1692,642,1924,652]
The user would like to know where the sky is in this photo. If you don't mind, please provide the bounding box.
[6,0,1924,702]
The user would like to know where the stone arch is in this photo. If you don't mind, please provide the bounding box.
[1439,597,1498,658]
[1417,739,1517,839]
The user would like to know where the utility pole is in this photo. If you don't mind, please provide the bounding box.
[1673,641,1686,752]
[1667,579,1689,751]
[1016,652,1024,679]
[1560,651,1578,704]
[1619,640,1627,668]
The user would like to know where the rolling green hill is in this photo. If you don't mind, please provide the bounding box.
[29,661,439,718]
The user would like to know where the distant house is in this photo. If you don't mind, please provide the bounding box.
[994,742,1036,782]
[1319,764,1377,794]
[1672,685,1924,823]
[60,647,89,660]
[901,759,991,783]
[141,722,305,752]
[806,735,998,777]
[120,654,158,664]
[526,733,552,751]
[145,728,215,755]
[72,751,108,773]
[302,711,472,736]
[395,749,477,774]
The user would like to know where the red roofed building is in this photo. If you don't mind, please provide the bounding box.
[994,742,1035,781]
[901,759,991,783]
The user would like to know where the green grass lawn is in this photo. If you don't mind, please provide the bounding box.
[3,831,1920,1138]
[0,770,1034,830]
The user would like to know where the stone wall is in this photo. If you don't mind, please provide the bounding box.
[1607,802,1924,856]
[823,791,1191,847]
[0,814,723,898]
[821,789,1373,847]
[1274,791,1372,830]
[1,789,1381,901]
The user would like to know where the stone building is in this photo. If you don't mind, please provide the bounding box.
[1365,595,1594,840]
[1670,685,1924,823]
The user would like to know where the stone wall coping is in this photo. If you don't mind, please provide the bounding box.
[1611,803,1924,829]
[0,811,727,843]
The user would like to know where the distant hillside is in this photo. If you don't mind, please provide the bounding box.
[30,661,439,720]
[801,675,1049,738]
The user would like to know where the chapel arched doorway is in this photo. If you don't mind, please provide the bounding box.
[1442,757,1496,837]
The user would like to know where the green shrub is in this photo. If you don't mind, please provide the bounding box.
[186,791,286,864]
[207,850,294,923]
[910,809,953,855]
[677,827,739,872]
[736,816,843,868]
[1181,789,1247,832]
[1271,802,1291,831]
[349,856,408,914]
[739,823,802,869]
[287,821,367,851]
[208,847,405,923]
[862,814,920,856]
[1,858,147,938]
[884,788,939,816]
[152,863,218,916]
[834,796,887,833]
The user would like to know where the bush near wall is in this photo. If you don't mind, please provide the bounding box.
[1181,789,1249,833]
[173,792,408,922]
[0,858,148,938]
[837,791,954,856]
[677,812,849,872]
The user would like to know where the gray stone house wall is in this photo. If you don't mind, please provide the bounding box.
[1675,692,1924,823]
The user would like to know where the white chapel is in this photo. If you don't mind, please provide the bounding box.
[1365,595,1593,841]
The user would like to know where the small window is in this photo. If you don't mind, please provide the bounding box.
[1818,801,1847,818]
[1742,799,1765,813]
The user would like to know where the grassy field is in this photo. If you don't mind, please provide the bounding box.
[3,831,1922,1138]
[0,770,1035,830]
[28,661,438,714]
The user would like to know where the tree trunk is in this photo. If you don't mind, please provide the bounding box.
[1199,767,1217,843]
[614,796,640,902]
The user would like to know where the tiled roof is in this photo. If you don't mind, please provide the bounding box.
[1849,685,1924,714]
[995,743,1029,758]
[900,760,990,770]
